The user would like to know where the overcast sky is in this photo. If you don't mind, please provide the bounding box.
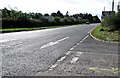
[0,0,119,18]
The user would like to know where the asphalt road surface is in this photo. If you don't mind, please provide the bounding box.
[0,24,119,76]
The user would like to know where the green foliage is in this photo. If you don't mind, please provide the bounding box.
[102,12,120,31]
[92,25,119,41]
[54,17,61,25]
[110,12,120,30]
[93,16,101,23]
[1,8,101,28]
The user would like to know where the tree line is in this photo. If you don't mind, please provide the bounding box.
[1,8,101,28]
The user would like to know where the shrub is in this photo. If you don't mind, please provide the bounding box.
[2,18,44,28]
[102,12,120,31]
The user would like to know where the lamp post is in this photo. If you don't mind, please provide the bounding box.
[112,0,114,11]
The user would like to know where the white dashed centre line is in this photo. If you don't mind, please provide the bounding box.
[40,37,69,49]
[0,39,17,43]
[0,40,9,43]
[80,35,89,43]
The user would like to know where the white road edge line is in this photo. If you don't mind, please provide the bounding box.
[76,43,80,46]
[65,51,71,55]
[40,37,69,49]
[88,26,98,34]
[57,56,66,62]
[70,47,74,50]
[70,45,77,50]
[48,55,67,70]
[49,64,58,70]
[80,35,89,43]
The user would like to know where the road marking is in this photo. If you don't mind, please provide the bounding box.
[65,51,71,55]
[70,57,79,63]
[57,56,66,62]
[0,40,9,43]
[40,37,69,49]
[77,52,83,54]
[49,64,58,70]
[57,37,69,42]
[80,35,89,43]
[76,43,80,46]
[0,45,5,47]
[70,47,74,50]
[77,51,118,56]
[69,35,89,51]
[76,52,83,56]
[0,39,17,43]
[70,45,77,50]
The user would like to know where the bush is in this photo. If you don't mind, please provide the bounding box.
[2,18,44,28]
[111,13,120,30]
[102,12,120,31]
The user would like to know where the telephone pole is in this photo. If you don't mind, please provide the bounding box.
[112,0,114,11]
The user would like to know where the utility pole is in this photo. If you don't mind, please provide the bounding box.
[112,0,114,11]
[104,7,105,11]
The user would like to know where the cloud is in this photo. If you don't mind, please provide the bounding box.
[59,0,80,4]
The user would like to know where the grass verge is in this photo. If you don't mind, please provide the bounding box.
[0,24,81,33]
[91,25,119,42]
[0,26,67,33]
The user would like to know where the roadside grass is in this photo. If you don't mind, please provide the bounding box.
[0,27,46,33]
[91,25,120,42]
[0,24,81,33]
[0,26,66,33]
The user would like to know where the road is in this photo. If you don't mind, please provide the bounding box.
[0,24,119,76]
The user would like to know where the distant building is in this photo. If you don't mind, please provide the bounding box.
[101,11,115,19]
[117,1,120,12]
[101,0,115,22]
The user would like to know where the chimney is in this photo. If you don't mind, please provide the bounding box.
[112,0,114,11]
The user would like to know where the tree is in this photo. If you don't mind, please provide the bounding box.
[88,14,93,23]
[109,12,120,30]
[56,11,64,18]
[65,11,70,17]
[51,12,57,17]
[44,13,49,17]
[2,8,9,18]
[54,17,61,25]
[1,8,102,29]
[93,16,101,23]
[51,11,64,18]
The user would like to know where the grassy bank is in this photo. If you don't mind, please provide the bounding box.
[0,26,66,33]
[0,24,81,33]
[91,25,119,42]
